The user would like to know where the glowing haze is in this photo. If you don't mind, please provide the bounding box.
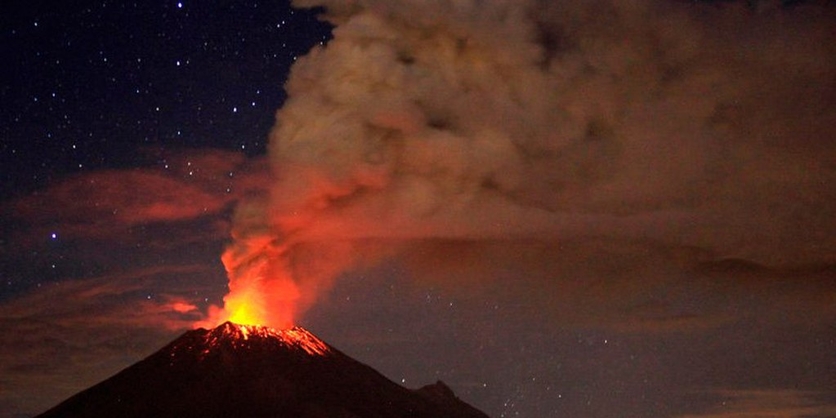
[202,0,835,329]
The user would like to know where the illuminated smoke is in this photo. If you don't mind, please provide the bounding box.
[207,0,836,328]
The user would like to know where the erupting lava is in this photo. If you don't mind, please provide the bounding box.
[199,243,302,329]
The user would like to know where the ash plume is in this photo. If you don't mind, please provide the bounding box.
[210,0,836,328]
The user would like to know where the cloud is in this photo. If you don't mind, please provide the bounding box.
[0,148,267,257]
[0,264,216,330]
[286,0,835,259]
[209,0,836,327]
[398,238,836,333]
[679,389,836,418]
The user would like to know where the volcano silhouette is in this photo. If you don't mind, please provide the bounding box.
[37,322,489,418]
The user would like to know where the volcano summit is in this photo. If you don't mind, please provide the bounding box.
[37,322,489,418]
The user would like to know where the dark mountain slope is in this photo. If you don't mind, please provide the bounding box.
[37,322,489,418]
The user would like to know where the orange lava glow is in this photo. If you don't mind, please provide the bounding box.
[197,243,301,330]
[224,285,267,327]
[223,276,300,328]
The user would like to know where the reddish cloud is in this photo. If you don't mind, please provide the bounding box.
[0,264,217,330]
[2,149,268,247]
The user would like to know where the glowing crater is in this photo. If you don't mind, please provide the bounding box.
[203,322,331,356]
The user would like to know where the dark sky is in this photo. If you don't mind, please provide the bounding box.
[1,0,329,292]
[1,0,329,198]
[2,1,835,418]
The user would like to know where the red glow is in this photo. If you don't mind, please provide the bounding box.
[202,322,331,356]
[196,174,361,331]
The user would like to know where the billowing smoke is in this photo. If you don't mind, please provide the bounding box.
[208,0,836,328]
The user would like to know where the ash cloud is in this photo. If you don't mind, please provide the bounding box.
[218,0,836,326]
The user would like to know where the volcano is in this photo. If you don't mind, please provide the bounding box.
[37,322,489,418]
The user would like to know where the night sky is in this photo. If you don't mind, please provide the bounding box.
[2,1,835,418]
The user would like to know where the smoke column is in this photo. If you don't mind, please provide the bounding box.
[206,0,836,328]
